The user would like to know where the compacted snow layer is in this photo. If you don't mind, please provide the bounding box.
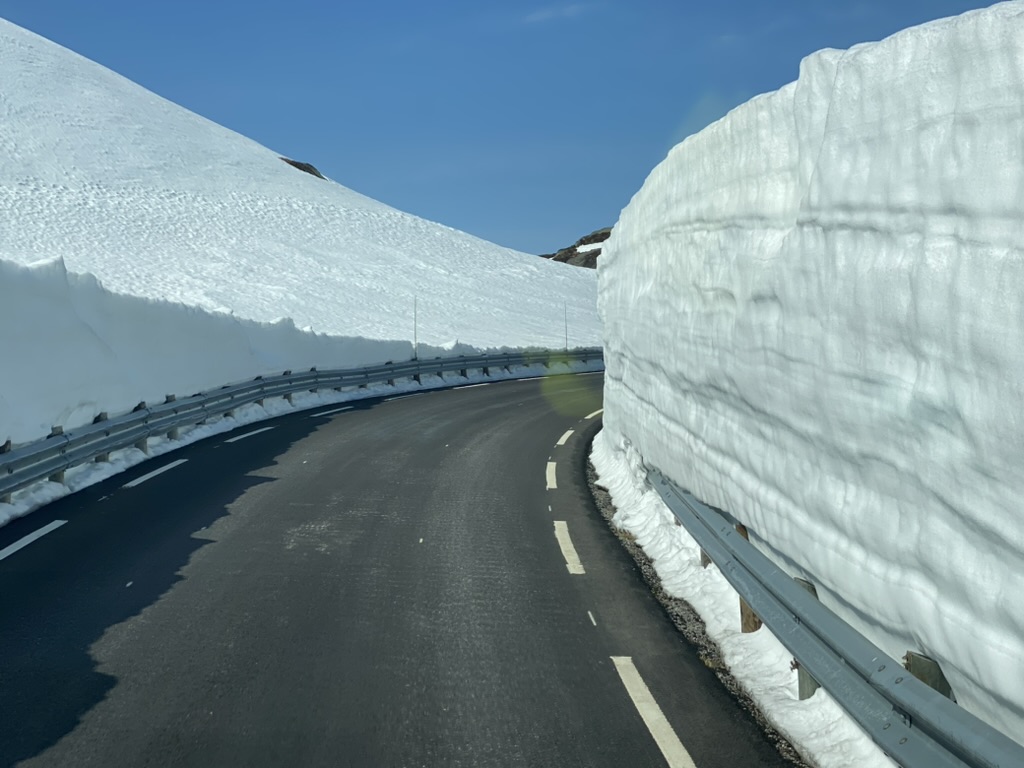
[0,17,599,445]
[598,1,1024,744]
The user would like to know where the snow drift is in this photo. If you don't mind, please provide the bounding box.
[598,1,1024,742]
[0,18,599,446]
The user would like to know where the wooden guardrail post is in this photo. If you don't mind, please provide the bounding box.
[132,402,149,454]
[93,413,110,461]
[903,651,956,701]
[1,438,11,503]
[164,395,180,439]
[736,524,763,633]
[793,578,820,699]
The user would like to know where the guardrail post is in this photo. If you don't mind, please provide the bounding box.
[1,439,10,503]
[460,367,467,377]
[482,366,490,376]
[903,651,956,701]
[164,395,180,439]
[793,578,821,699]
[132,402,149,454]
[309,367,318,393]
[700,550,711,568]
[93,412,110,461]
[735,524,763,633]
[47,426,66,484]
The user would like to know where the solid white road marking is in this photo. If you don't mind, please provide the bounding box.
[123,459,189,488]
[313,405,354,417]
[548,505,552,512]
[557,429,574,446]
[553,521,585,574]
[456,383,491,389]
[0,520,67,562]
[546,462,558,490]
[588,611,597,626]
[611,657,696,768]
[585,408,604,419]
[224,427,275,444]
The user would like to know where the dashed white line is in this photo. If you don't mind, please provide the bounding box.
[611,657,696,768]
[546,462,558,490]
[553,521,585,574]
[588,611,597,626]
[0,520,67,562]
[312,405,354,418]
[123,459,189,488]
[548,505,552,513]
[224,427,275,444]
[556,429,574,446]
[585,408,604,419]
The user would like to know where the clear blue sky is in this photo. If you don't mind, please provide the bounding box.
[1,0,995,254]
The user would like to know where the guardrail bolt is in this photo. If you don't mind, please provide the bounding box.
[794,578,821,699]
[735,524,763,633]
[903,651,956,702]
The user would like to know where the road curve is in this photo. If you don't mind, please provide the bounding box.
[0,373,791,767]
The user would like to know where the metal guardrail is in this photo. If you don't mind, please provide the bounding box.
[1,349,603,503]
[650,470,1024,768]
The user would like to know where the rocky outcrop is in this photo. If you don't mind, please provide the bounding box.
[539,227,611,269]
[280,157,326,180]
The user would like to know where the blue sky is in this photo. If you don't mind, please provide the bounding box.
[1,0,996,254]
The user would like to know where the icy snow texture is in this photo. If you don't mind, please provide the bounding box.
[598,1,1024,743]
[0,18,598,445]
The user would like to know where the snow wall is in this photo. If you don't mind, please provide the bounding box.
[597,1,1024,741]
[0,257,413,445]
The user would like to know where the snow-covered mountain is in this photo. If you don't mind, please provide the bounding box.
[0,18,599,445]
[597,0,1024,750]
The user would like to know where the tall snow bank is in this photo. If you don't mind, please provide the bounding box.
[0,17,598,350]
[0,257,409,444]
[599,1,1024,742]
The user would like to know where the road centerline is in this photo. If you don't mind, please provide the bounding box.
[0,520,68,562]
[556,429,573,446]
[123,459,189,488]
[553,521,585,574]
[312,406,354,418]
[546,461,558,490]
[585,408,604,419]
[611,656,696,768]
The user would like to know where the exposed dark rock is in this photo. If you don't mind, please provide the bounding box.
[539,226,612,269]
[280,157,326,180]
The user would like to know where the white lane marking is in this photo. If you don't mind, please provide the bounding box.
[546,462,558,490]
[123,459,189,488]
[585,408,604,419]
[611,657,696,768]
[553,521,585,574]
[548,505,552,512]
[556,429,574,446]
[457,383,491,389]
[387,393,425,402]
[313,406,354,417]
[0,520,67,562]
[224,427,275,444]
[588,611,597,626]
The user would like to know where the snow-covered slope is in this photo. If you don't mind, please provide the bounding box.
[0,18,599,445]
[598,0,1024,745]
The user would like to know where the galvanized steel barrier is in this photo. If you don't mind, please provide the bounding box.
[650,470,1024,768]
[0,348,603,504]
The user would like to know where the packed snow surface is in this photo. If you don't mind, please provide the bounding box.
[598,0,1024,747]
[0,18,598,445]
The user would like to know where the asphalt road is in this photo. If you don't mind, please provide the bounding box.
[0,373,792,767]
